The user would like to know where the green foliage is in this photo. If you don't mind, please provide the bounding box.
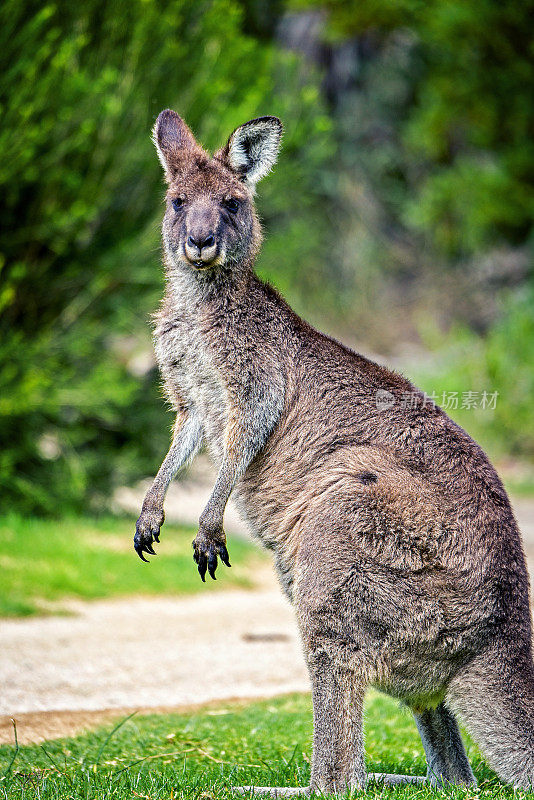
[400,0,534,256]
[308,0,534,258]
[0,514,260,616]
[2,0,533,515]
[289,0,534,464]
[0,693,521,799]
[413,287,534,460]
[0,0,333,514]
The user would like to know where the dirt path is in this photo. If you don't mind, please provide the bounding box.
[2,492,534,746]
[0,585,309,745]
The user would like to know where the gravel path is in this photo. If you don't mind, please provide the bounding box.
[0,585,309,744]
[2,489,533,745]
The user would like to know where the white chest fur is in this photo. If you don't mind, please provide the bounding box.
[154,309,227,463]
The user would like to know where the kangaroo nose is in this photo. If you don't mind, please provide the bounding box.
[187,234,215,250]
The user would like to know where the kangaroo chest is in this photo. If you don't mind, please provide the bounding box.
[154,312,228,462]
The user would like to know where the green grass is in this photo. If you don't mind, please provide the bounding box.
[0,514,263,617]
[0,692,529,799]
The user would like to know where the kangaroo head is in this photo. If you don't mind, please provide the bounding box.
[153,109,282,275]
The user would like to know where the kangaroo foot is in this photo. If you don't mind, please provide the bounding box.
[369,772,426,786]
[233,776,425,795]
[232,788,310,797]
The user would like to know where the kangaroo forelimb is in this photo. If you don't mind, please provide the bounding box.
[134,411,203,561]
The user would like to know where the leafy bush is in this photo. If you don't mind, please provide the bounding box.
[292,0,534,356]
[307,0,534,258]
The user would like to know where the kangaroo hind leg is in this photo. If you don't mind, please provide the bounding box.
[307,652,425,791]
[413,703,476,786]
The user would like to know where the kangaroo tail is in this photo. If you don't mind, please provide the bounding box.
[446,645,534,788]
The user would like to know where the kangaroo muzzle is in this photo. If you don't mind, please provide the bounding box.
[185,232,218,266]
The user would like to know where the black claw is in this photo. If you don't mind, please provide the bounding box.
[220,545,231,568]
[153,532,160,543]
[144,543,156,556]
[208,550,217,580]
[197,553,207,582]
[135,543,149,563]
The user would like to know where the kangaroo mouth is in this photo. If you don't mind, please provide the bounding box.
[186,256,217,270]
[183,247,223,271]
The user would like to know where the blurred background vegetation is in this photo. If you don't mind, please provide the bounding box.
[1,0,533,516]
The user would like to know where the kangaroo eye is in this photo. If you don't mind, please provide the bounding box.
[223,198,239,214]
[172,196,185,212]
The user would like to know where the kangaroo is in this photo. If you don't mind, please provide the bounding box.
[134,108,534,794]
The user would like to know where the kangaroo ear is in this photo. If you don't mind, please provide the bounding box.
[152,109,198,178]
[220,117,282,187]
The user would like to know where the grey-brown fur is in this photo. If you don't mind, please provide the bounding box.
[135,109,534,792]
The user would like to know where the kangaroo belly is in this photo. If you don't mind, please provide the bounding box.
[239,442,463,573]
[241,444,508,678]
